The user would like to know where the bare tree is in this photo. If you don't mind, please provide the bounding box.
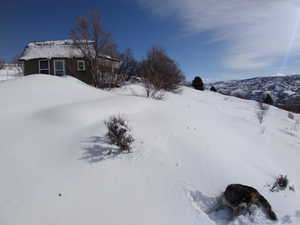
[139,46,185,98]
[119,48,138,81]
[70,11,119,88]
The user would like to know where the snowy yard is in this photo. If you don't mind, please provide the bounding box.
[0,66,22,81]
[0,75,299,225]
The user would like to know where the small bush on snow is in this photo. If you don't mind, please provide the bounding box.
[192,76,204,91]
[263,93,274,105]
[105,116,134,152]
[210,86,217,92]
[270,175,290,192]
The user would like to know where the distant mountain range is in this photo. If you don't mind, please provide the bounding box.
[209,75,300,104]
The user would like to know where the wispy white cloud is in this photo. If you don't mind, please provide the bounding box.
[137,0,300,71]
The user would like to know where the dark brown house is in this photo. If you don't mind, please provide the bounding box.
[19,40,121,85]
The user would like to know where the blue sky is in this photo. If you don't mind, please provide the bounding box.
[2,0,300,81]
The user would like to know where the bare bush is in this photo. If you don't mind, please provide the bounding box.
[270,175,289,192]
[263,93,274,105]
[256,101,269,124]
[138,46,185,98]
[119,48,138,81]
[210,86,217,92]
[105,116,134,153]
[70,10,120,88]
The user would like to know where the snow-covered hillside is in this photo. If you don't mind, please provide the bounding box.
[0,75,299,225]
[210,75,300,104]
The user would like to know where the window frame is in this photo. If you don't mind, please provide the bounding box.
[77,60,86,72]
[53,59,65,76]
[39,59,50,74]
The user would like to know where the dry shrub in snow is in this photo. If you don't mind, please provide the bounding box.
[270,175,289,192]
[210,86,217,92]
[263,93,274,105]
[138,46,185,99]
[105,116,134,152]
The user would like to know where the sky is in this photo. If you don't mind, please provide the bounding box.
[2,0,300,81]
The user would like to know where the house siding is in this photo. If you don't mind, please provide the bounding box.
[22,58,117,86]
[19,40,122,87]
[23,59,39,75]
[64,58,93,85]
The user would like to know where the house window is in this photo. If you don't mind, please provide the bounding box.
[54,59,65,76]
[39,60,50,74]
[77,60,86,71]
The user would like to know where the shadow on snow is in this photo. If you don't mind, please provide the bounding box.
[80,136,121,163]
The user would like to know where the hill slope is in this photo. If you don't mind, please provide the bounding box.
[0,75,299,225]
[210,75,300,104]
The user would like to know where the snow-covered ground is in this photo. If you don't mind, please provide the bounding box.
[0,66,22,81]
[0,75,299,225]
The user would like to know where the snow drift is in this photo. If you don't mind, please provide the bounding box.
[0,75,299,225]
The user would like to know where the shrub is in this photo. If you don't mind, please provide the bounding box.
[270,175,289,192]
[263,94,274,105]
[210,86,217,92]
[192,76,204,90]
[138,46,185,98]
[105,116,134,152]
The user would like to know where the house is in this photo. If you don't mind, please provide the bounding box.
[19,40,121,85]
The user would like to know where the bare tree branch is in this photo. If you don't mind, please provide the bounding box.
[70,10,120,88]
[119,48,138,81]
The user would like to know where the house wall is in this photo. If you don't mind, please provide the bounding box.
[23,59,39,75]
[64,58,93,85]
[23,59,58,75]
[22,58,117,86]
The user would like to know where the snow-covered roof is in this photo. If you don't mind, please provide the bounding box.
[19,40,117,61]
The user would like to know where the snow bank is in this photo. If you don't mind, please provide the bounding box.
[0,75,299,225]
